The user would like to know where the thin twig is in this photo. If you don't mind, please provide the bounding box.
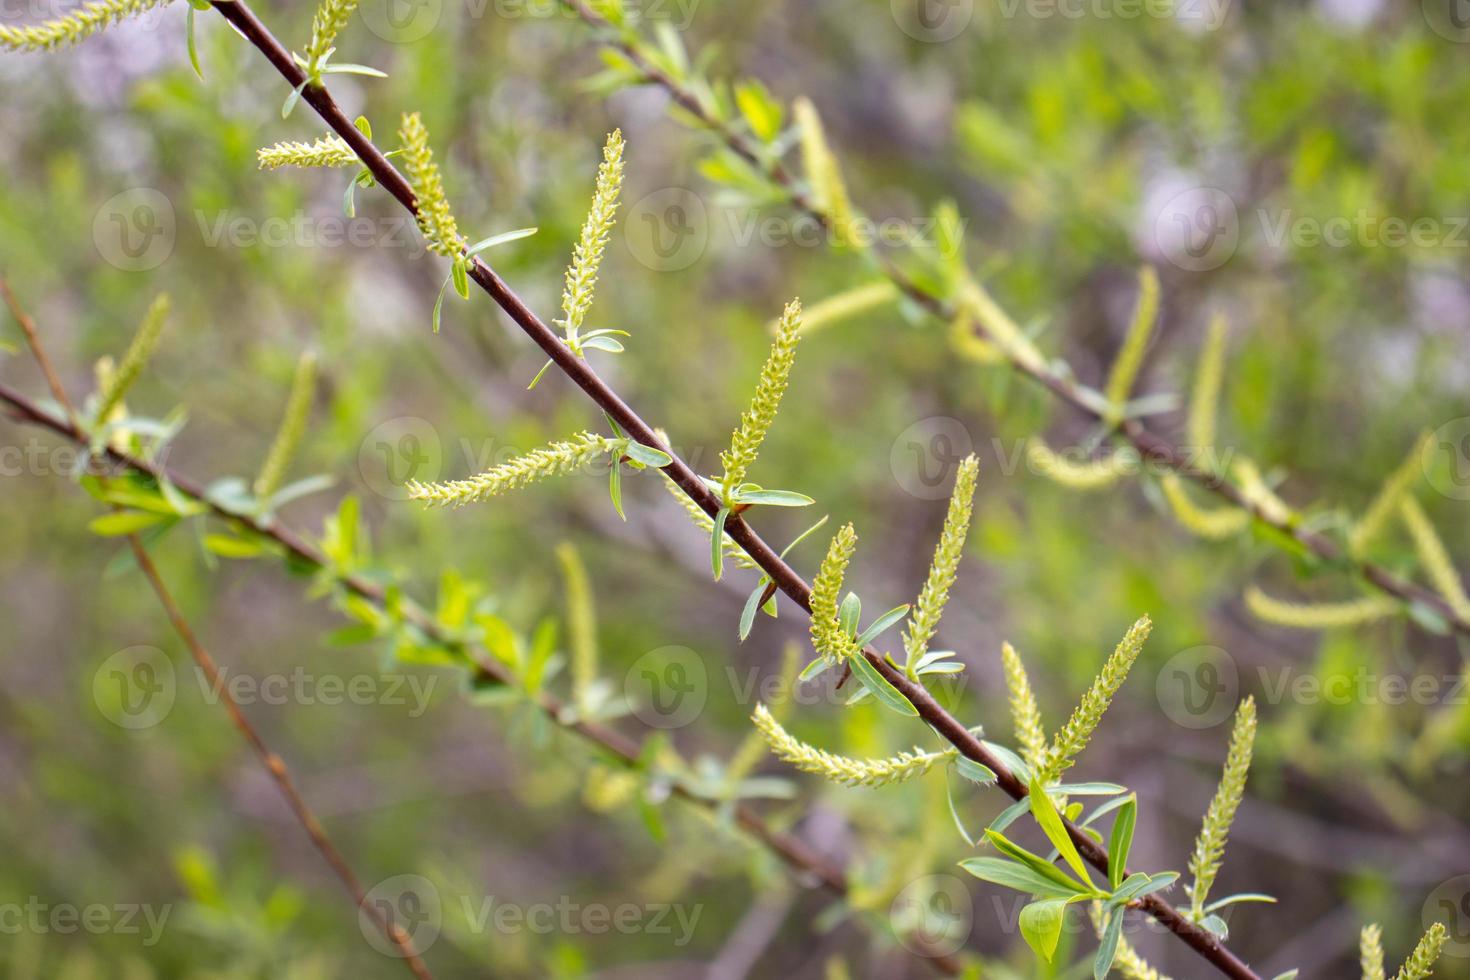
[563,0,1470,642]
[201,4,1261,975]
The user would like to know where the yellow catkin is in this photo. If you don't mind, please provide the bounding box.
[793,281,897,336]
[1394,923,1447,980]
[555,542,598,713]
[1361,924,1386,980]
[793,98,859,248]
[1039,617,1151,782]
[751,704,954,787]
[1232,458,1293,526]
[1243,585,1398,630]
[1000,642,1048,772]
[1188,697,1256,913]
[0,0,171,51]
[657,471,756,569]
[810,523,857,661]
[398,112,465,257]
[1349,431,1433,557]
[1187,312,1228,454]
[407,433,616,506]
[903,455,979,665]
[257,136,358,170]
[1160,473,1249,540]
[957,277,1046,373]
[94,294,169,430]
[1399,497,1470,622]
[253,351,318,501]
[304,0,361,68]
[1028,439,1126,491]
[1104,265,1161,419]
[720,298,802,497]
[560,130,626,341]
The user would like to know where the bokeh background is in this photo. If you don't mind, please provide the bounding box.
[3,0,1470,976]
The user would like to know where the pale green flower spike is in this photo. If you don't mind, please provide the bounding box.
[1349,430,1432,557]
[903,454,978,670]
[406,432,616,506]
[1361,924,1386,980]
[1000,642,1048,772]
[1104,265,1160,422]
[0,0,171,51]
[1028,439,1125,491]
[1400,497,1470,621]
[253,351,317,502]
[810,523,857,661]
[1394,922,1447,980]
[956,276,1047,373]
[793,98,858,248]
[304,0,360,70]
[751,703,954,787]
[795,281,897,336]
[1160,473,1249,540]
[1038,616,1151,783]
[559,130,626,346]
[1187,312,1228,455]
[94,293,169,430]
[1232,458,1293,526]
[1188,696,1256,915]
[1244,585,1398,630]
[555,542,598,714]
[399,112,465,257]
[257,136,358,170]
[720,298,802,499]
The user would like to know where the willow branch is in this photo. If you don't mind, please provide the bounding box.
[562,0,1469,642]
[196,4,1262,975]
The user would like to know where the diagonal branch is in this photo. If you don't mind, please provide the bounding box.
[199,2,1264,975]
[562,0,1470,642]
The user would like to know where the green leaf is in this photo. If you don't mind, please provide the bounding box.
[982,741,1033,784]
[1094,908,1124,979]
[608,458,625,520]
[838,592,861,637]
[1051,782,1128,796]
[711,506,730,580]
[778,514,829,559]
[466,227,538,256]
[734,78,783,142]
[451,257,469,299]
[1020,897,1078,962]
[739,581,768,642]
[527,358,553,389]
[1029,778,1092,886]
[202,533,266,559]
[432,274,453,334]
[945,769,974,846]
[321,62,388,78]
[731,489,815,507]
[281,79,309,119]
[848,652,919,716]
[343,171,359,218]
[954,756,997,785]
[985,830,1089,894]
[353,115,371,138]
[1204,893,1277,912]
[581,335,625,353]
[1107,796,1136,890]
[989,797,1032,835]
[185,3,203,79]
[958,858,1081,900]
[623,443,671,468]
[854,603,910,648]
[89,511,168,536]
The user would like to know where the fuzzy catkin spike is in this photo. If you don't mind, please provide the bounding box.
[1399,497,1470,621]
[0,0,171,51]
[1394,923,1447,980]
[957,277,1047,373]
[810,523,857,661]
[751,704,954,787]
[1001,642,1048,772]
[304,0,361,69]
[793,98,859,248]
[1350,431,1433,557]
[555,542,598,712]
[903,455,978,667]
[1188,697,1256,914]
[1188,313,1228,454]
[1362,924,1387,980]
[1230,458,1293,526]
[94,294,169,430]
[398,112,465,257]
[1160,473,1249,540]
[1039,616,1151,783]
[1028,439,1125,491]
[560,130,626,343]
[253,351,318,501]
[795,281,897,336]
[1104,265,1160,419]
[720,299,802,498]
[407,432,616,506]
[257,136,358,170]
[1244,585,1398,629]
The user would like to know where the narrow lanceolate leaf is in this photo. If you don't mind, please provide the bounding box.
[1393,923,1447,980]
[847,651,919,716]
[720,298,802,498]
[1187,312,1228,455]
[1360,924,1386,980]
[94,294,169,429]
[1104,266,1160,419]
[793,98,858,247]
[257,135,358,170]
[1091,906,1171,980]
[1243,585,1398,630]
[0,0,171,51]
[1160,473,1249,539]
[1028,440,1125,491]
[1399,497,1470,621]
[1348,430,1432,557]
[555,542,598,713]
[304,0,361,69]
[406,432,615,506]
[902,454,978,669]
[751,704,952,786]
[809,523,857,661]
[398,112,466,257]
[1030,778,1091,885]
[253,351,317,503]
[1107,796,1137,892]
[1000,642,1049,772]
[1039,616,1152,783]
[1188,697,1256,914]
[560,130,626,343]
